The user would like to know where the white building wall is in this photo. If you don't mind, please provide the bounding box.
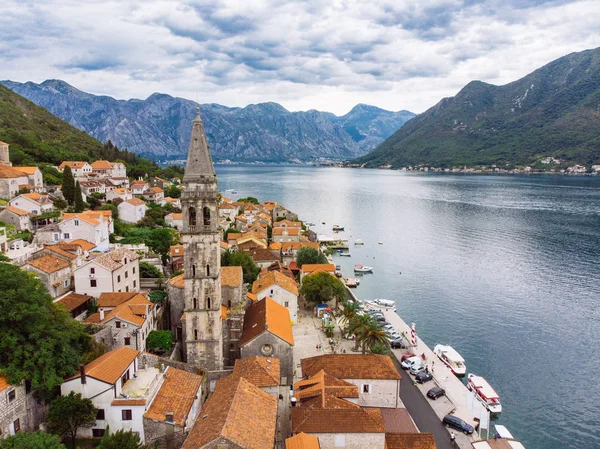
[343,378,400,408]
[118,203,147,224]
[74,261,113,297]
[9,196,52,215]
[256,284,298,324]
[313,432,385,449]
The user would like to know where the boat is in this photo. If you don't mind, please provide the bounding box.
[354,239,364,245]
[346,278,360,288]
[373,298,395,307]
[354,264,373,273]
[378,241,383,245]
[231,190,237,194]
[306,222,315,226]
[433,344,467,376]
[467,373,502,415]
[339,252,351,257]
[332,224,345,231]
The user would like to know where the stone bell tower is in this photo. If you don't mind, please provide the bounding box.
[182,108,223,371]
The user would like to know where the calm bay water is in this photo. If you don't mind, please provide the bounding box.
[216,165,600,449]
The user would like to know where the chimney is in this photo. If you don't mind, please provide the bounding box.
[80,364,86,384]
[165,412,174,424]
[99,309,105,321]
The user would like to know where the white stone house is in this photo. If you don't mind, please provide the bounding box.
[299,264,336,283]
[23,254,73,298]
[58,161,93,178]
[106,188,133,202]
[0,165,30,198]
[9,193,53,215]
[164,213,183,230]
[251,270,299,324]
[110,162,127,178]
[59,213,111,252]
[162,197,181,209]
[130,181,149,196]
[142,187,164,203]
[0,377,41,436]
[218,203,239,221]
[79,180,106,200]
[13,166,44,189]
[272,227,301,243]
[118,198,148,224]
[0,206,32,230]
[74,248,140,297]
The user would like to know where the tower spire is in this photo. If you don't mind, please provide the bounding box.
[184,107,214,182]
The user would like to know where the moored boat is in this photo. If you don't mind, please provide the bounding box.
[354,264,373,273]
[354,239,364,245]
[332,224,345,231]
[467,373,502,415]
[339,252,351,257]
[433,344,467,376]
[373,298,395,307]
[346,278,360,288]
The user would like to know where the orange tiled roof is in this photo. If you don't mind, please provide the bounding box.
[274,220,302,227]
[0,377,10,392]
[61,213,100,226]
[26,255,70,274]
[221,266,243,288]
[385,433,436,449]
[56,292,93,312]
[294,369,358,404]
[246,292,257,302]
[91,160,114,169]
[70,239,96,251]
[68,347,139,385]
[169,244,185,257]
[84,312,101,323]
[44,243,79,260]
[97,292,141,307]
[146,186,163,194]
[379,408,419,433]
[90,248,138,271]
[21,192,52,205]
[239,297,294,346]
[231,356,280,387]
[125,198,146,206]
[269,242,282,251]
[182,375,277,449]
[111,398,146,406]
[292,406,385,434]
[220,241,229,250]
[273,227,300,235]
[144,367,202,427]
[169,273,184,288]
[300,263,335,274]
[14,166,39,175]
[247,247,278,262]
[167,213,183,220]
[286,433,321,449]
[3,205,30,216]
[301,354,401,380]
[282,241,319,252]
[227,233,242,241]
[252,270,298,296]
[219,203,236,210]
[59,161,88,169]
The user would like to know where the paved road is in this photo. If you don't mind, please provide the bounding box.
[394,358,457,449]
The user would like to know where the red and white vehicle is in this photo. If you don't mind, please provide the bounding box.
[467,373,502,415]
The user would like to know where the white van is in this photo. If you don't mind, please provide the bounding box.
[401,356,421,370]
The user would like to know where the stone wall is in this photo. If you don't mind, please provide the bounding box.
[241,333,293,385]
[90,325,115,351]
[143,419,187,449]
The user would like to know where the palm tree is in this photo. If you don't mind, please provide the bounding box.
[358,321,391,354]
[347,313,374,351]
[370,343,391,355]
[339,301,361,326]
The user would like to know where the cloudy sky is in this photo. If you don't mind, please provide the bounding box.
[1,0,599,115]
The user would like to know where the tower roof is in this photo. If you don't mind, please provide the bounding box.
[184,107,215,182]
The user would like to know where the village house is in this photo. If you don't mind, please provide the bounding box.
[169,244,185,272]
[273,226,302,243]
[31,241,86,271]
[0,377,44,437]
[58,161,93,178]
[163,196,181,209]
[181,374,277,449]
[84,292,157,351]
[149,177,172,190]
[221,266,244,365]
[218,202,239,221]
[118,198,148,224]
[165,212,183,230]
[23,254,73,298]
[142,186,164,203]
[300,264,336,283]
[285,433,321,449]
[131,180,150,196]
[106,187,133,202]
[110,162,127,178]
[274,219,302,229]
[273,203,298,222]
[9,192,53,215]
[106,177,130,189]
[282,241,320,264]
[14,166,44,189]
[226,233,242,248]
[79,180,106,200]
[0,206,32,230]
[58,212,111,251]
[239,297,295,384]
[234,214,249,231]
[230,356,281,397]
[55,292,94,320]
[0,165,29,198]
[90,160,126,178]
[74,248,140,297]
[252,270,299,322]
[246,247,279,269]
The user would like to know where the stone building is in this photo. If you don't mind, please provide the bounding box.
[0,377,45,437]
[181,109,223,371]
[220,266,244,367]
[23,254,73,298]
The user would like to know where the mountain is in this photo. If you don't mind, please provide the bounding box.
[0,83,181,179]
[354,47,600,168]
[1,80,415,163]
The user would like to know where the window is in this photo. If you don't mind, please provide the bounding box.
[207,297,211,309]
[192,264,196,277]
[13,419,20,433]
[90,279,97,287]
[8,389,16,403]
[193,298,197,309]
[132,266,136,274]
[270,289,274,295]
[124,337,131,346]
[194,329,198,340]
[124,258,128,265]
[203,207,210,225]
[92,429,105,438]
[63,233,70,239]
[206,264,210,276]
[96,409,105,420]
[126,286,129,292]
[64,279,69,288]
[90,267,95,274]
[133,280,137,288]
[188,207,197,226]
[125,271,128,279]
[117,275,121,283]
[74,219,79,226]
[363,384,371,394]
[53,232,60,241]
[284,301,289,307]
[122,409,132,421]
[116,321,121,328]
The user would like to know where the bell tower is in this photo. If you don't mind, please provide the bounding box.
[182,108,223,371]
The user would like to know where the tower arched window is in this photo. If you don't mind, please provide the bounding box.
[193,297,197,309]
[188,207,197,226]
[207,297,211,309]
[192,264,196,277]
[206,264,210,276]
[203,207,210,226]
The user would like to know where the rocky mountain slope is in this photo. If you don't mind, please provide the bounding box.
[1,80,415,163]
[354,47,600,168]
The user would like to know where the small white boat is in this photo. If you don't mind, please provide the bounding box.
[433,344,467,376]
[354,264,373,273]
[306,222,315,226]
[346,278,360,288]
[467,373,502,415]
[332,224,345,231]
[339,252,351,257]
[373,298,395,307]
[354,239,364,245]
[378,241,383,245]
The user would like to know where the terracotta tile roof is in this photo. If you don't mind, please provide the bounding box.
[385,433,436,449]
[300,264,335,274]
[166,213,182,220]
[169,244,184,257]
[286,433,321,449]
[124,198,146,206]
[294,369,358,403]
[20,192,53,205]
[90,248,138,271]
[111,399,146,406]
[274,220,302,227]
[91,160,114,169]
[131,181,148,187]
[239,297,294,346]
[274,227,300,235]
[83,210,112,220]
[301,355,401,380]
[236,215,247,223]
[164,197,179,203]
[26,255,70,274]
[84,312,101,323]
[56,292,93,312]
[247,247,279,262]
[144,367,202,427]
[0,377,10,392]
[14,166,39,175]
[246,292,257,302]
[146,186,163,194]
[182,375,277,449]
[221,197,232,203]
[231,356,280,387]
[227,233,242,241]
[292,406,385,434]
[61,213,100,226]
[221,266,243,288]
[70,239,96,251]
[252,270,298,296]
[219,203,236,210]
[269,242,282,250]
[169,273,184,288]
[97,292,141,307]
[59,161,88,169]
[68,347,139,385]
[282,241,319,252]
[3,205,30,216]
[378,408,419,433]
[112,187,129,195]
[220,241,229,250]
[44,244,79,260]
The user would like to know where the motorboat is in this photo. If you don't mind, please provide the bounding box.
[306,222,315,226]
[467,373,502,415]
[346,278,360,288]
[378,241,383,245]
[373,298,395,307]
[433,344,467,376]
[231,190,237,194]
[332,224,345,231]
[354,239,364,245]
[354,264,373,273]
[339,252,351,257]
[335,264,342,270]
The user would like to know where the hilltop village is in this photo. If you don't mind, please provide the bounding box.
[0,113,520,449]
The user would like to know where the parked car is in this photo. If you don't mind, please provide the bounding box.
[442,415,474,435]
[415,371,433,383]
[400,353,416,362]
[427,386,446,400]
[409,362,426,375]
[401,356,421,370]
[391,338,407,349]
[389,331,402,340]
[382,324,394,330]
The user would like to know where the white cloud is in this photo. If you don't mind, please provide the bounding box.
[0,0,598,114]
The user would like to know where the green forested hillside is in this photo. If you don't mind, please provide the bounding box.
[355,47,600,168]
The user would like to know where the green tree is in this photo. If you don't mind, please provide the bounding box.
[369,343,391,355]
[295,247,327,268]
[47,392,97,449]
[165,185,182,199]
[98,428,152,449]
[0,263,92,399]
[358,321,390,354]
[74,181,84,212]
[147,227,178,263]
[139,261,162,278]
[0,432,66,449]
[53,197,68,210]
[62,165,75,205]
[237,196,259,204]
[348,313,374,351]
[146,330,174,352]
[221,249,260,284]
[339,300,361,326]
[223,226,238,241]
[300,272,345,306]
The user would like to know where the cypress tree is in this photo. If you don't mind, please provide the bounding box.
[62,165,75,205]
[74,181,84,213]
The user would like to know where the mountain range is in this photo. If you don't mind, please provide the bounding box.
[355,47,600,168]
[0,80,415,163]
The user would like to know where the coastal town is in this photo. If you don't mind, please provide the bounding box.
[0,112,526,449]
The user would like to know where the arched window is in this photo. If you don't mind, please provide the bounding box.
[203,207,210,226]
[193,297,197,309]
[194,329,198,340]
[188,207,197,226]
[207,297,211,309]
[192,264,196,277]
[206,264,210,276]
